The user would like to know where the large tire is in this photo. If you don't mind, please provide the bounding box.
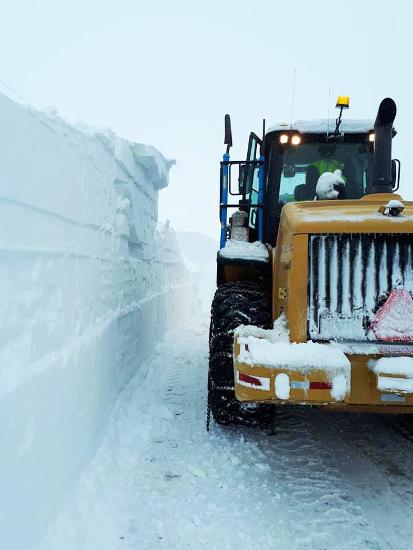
[208,281,273,426]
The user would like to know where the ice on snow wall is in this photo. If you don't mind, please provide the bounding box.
[0,93,191,549]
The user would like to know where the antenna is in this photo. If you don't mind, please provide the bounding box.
[289,69,297,130]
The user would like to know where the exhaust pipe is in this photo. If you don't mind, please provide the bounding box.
[371,98,397,194]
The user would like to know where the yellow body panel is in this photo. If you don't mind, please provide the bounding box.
[273,193,413,344]
[281,194,413,236]
[234,339,413,411]
[235,193,413,413]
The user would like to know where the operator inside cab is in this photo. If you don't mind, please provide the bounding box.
[275,97,374,204]
[277,140,373,204]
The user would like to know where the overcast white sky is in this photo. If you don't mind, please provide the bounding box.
[1,0,412,238]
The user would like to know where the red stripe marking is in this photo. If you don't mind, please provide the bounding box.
[239,372,262,386]
[309,381,332,390]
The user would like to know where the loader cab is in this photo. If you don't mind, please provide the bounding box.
[219,104,399,249]
[258,123,376,245]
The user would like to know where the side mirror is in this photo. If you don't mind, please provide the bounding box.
[391,159,401,191]
[224,114,233,153]
[283,165,296,178]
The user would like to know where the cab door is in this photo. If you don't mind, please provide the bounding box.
[243,132,262,231]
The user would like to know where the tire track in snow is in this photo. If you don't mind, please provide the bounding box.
[252,408,383,550]
[131,320,294,549]
[318,412,413,549]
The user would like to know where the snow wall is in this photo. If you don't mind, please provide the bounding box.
[0,93,192,549]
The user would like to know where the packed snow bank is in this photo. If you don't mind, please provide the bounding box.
[0,93,191,549]
[219,240,269,261]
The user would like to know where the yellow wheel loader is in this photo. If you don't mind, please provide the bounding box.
[208,97,413,427]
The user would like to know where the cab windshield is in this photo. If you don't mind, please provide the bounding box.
[277,141,374,204]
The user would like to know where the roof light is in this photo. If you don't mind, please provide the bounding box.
[369,132,375,142]
[280,134,289,144]
[291,135,301,145]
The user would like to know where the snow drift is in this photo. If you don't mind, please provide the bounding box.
[0,93,191,549]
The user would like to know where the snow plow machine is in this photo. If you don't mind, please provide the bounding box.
[208,96,413,428]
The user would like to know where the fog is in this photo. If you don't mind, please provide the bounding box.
[1,0,411,238]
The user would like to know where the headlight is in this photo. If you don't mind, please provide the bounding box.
[291,135,301,145]
[280,134,289,144]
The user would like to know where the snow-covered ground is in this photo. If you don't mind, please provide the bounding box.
[41,317,413,550]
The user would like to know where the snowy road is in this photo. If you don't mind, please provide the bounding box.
[42,318,413,550]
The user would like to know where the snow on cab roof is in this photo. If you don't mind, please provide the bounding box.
[266,119,374,135]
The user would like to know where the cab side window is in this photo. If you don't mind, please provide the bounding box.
[243,133,261,229]
[278,165,306,203]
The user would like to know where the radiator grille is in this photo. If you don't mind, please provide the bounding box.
[308,234,413,341]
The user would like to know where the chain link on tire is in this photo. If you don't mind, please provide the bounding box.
[207,281,274,428]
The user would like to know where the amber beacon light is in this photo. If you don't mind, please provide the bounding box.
[336,96,350,109]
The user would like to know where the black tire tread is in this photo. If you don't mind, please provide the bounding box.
[208,281,273,426]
